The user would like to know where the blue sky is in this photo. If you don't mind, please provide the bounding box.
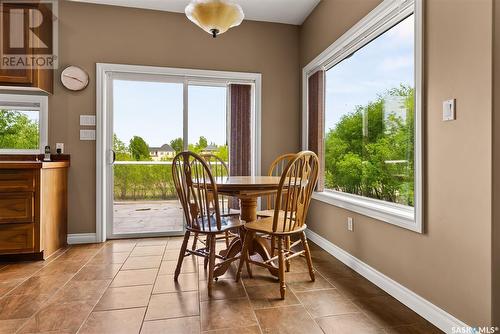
[325,14,414,130]
[113,14,414,148]
[113,81,226,148]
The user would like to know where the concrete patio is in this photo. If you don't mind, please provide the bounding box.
[113,200,184,235]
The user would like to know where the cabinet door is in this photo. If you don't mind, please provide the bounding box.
[0,223,35,254]
[0,3,34,85]
[0,192,34,223]
[0,170,35,192]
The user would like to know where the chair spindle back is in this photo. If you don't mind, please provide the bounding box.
[172,151,222,232]
[272,151,319,233]
[265,153,297,210]
[200,153,230,214]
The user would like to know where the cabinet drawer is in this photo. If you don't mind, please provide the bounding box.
[0,223,34,253]
[0,192,34,223]
[0,170,35,192]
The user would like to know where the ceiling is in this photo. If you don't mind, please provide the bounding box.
[68,0,321,25]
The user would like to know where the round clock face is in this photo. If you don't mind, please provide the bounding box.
[61,66,89,91]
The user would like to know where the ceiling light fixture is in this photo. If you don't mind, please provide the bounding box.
[185,0,244,38]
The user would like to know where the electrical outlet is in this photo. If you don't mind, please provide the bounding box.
[56,143,64,154]
[347,217,354,232]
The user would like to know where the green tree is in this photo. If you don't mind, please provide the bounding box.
[215,145,229,162]
[324,85,414,206]
[170,137,184,153]
[0,110,39,149]
[129,136,151,161]
[196,136,208,151]
[113,134,132,161]
[113,134,133,199]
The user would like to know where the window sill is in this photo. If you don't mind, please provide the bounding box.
[0,150,42,154]
[311,190,421,232]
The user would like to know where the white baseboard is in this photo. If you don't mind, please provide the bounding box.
[306,228,469,334]
[67,233,98,245]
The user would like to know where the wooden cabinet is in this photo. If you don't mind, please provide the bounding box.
[0,223,34,253]
[0,160,69,259]
[0,68,53,94]
[0,192,34,224]
[0,2,54,94]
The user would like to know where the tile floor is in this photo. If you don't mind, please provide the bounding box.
[0,237,443,334]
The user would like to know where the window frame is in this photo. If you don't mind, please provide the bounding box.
[0,93,48,155]
[302,0,424,233]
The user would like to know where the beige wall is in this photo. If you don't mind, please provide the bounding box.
[51,1,300,234]
[493,0,500,326]
[300,0,494,327]
[50,0,495,326]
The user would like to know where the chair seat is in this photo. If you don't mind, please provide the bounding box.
[256,209,274,217]
[188,214,243,234]
[257,210,295,220]
[244,216,306,235]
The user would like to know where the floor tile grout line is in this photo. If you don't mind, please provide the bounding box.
[239,245,356,333]
[196,241,202,333]
[74,242,134,334]
[138,240,166,333]
[314,265,395,329]
[13,243,109,334]
[302,254,390,331]
[0,245,73,300]
[308,246,422,331]
[3,238,436,333]
[239,265,265,334]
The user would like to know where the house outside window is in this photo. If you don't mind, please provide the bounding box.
[149,144,176,161]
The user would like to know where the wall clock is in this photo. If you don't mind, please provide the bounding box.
[60,66,89,91]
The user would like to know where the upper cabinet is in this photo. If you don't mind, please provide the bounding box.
[0,2,54,94]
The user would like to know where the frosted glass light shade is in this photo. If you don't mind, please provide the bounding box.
[185,0,244,38]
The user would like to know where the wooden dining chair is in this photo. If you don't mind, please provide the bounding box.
[191,153,238,268]
[235,151,319,299]
[257,153,297,263]
[172,151,244,296]
[259,153,297,215]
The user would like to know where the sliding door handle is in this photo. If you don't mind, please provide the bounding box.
[109,150,116,164]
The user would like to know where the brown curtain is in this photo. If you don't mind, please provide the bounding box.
[229,84,252,209]
[308,70,325,191]
[229,84,252,177]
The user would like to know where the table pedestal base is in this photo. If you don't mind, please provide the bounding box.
[214,192,279,279]
[216,231,279,279]
[239,197,258,222]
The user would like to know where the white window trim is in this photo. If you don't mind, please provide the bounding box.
[302,0,424,233]
[96,63,262,242]
[0,93,48,155]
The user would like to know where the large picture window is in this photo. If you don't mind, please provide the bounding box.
[303,0,423,232]
[325,15,414,206]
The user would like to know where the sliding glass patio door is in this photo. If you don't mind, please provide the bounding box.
[106,74,229,239]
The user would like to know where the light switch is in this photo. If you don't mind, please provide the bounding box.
[443,99,455,121]
[80,129,95,141]
[80,115,96,126]
[347,217,354,232]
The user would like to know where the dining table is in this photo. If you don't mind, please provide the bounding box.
[212,175,283,278]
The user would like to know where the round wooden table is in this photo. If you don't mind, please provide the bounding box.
[214,176,282,222]
[212,176,282,278]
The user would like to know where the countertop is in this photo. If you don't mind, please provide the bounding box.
[0,160,70,169]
